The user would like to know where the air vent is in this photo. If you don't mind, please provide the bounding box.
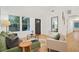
[67,10,71,14]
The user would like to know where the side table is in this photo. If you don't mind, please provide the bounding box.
[19,40,32,52]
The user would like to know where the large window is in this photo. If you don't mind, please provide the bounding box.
[22,17,30,31]
[9,15,20,32]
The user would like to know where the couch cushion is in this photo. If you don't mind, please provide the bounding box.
[47,38,67,51]
[0,34,7,51]
[6,33,19,49]
[1,31,8,37]
[59,34,65,41]
[31,41,40,49]
[53,33,60,40]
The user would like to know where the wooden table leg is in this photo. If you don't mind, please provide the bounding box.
[22,47,26,52]
[29,46,31,52]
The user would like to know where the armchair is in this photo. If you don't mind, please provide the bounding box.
[47,34,67,52]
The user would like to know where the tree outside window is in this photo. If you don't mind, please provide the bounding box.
[22,17,30,31]
[9,15,20,32]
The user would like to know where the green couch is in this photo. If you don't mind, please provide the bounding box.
[0,31,40,52]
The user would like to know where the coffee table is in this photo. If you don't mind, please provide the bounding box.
[19,40,32,52]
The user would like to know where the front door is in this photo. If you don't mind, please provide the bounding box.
[35,19,41,35]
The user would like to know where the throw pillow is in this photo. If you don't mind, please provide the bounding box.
[1,31,8,37]
[53,33,60,40]
[6,33,19,49]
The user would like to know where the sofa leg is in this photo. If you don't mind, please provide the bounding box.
[48,48,50,52]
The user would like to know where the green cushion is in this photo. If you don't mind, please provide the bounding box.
[0,34,7,51]
[31,42,40,49]
[1,31,8,37]
[31,48,40,52]
[4,47,21,52]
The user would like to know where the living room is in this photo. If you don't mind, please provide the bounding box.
[0,6,79,52]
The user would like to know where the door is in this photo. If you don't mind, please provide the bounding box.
[35,19,41,35]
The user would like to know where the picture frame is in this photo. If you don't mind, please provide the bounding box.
[51,16,58,32]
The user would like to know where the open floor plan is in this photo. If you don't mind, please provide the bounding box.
[0,6,79,52]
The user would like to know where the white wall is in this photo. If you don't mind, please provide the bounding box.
[1,6,79,38]
[0,8,1,31]
[0,7,45,38]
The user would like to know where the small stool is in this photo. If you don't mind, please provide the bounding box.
[19,41,32,52]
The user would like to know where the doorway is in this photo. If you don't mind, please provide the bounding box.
[35,18,41,35]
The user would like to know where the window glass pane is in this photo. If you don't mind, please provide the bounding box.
[9,15,20,32]
[74,22,79,28]
[22,17,30,31]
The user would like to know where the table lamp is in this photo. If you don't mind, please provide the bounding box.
[2,20,10,32]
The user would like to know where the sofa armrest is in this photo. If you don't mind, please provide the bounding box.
[3,47,21,52]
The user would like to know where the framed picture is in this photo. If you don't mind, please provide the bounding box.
[51,16,58,32]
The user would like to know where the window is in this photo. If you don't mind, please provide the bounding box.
[9,15,20,32]
[74,22,79,28]
[22,17,30,31]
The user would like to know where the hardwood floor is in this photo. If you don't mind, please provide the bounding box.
[38,34,48,52]
[22,33,79,52]
[21,32,79,52]
[66,31,79,51]
[21,34,48,52]
[39,33,79,52]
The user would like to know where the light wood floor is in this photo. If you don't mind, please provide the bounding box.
[66,31,79,52]
[21,34,48,52]
[38,34,48,52]
[39,33,79,52]
[22,32,79,52]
